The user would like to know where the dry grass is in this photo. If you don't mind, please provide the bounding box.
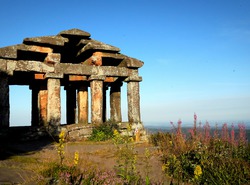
[0,139,168,184]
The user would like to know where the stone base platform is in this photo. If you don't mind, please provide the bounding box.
[0,122,147,142]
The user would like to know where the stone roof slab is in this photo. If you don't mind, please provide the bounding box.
[23,36,68,46]
[58,28,91,38]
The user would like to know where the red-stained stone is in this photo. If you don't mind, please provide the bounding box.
[78,85,88,124]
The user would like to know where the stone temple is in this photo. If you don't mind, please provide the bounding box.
[0,29,144,138]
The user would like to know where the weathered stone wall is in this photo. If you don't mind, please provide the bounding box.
[0,124,92,141]
[61,124,93,141]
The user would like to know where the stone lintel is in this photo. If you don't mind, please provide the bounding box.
[89,75,106,81]
[4,60,54,75]
[45,72,63,79]
[6,61,16,75]
[124,76,142,82]
[1,60,131,77]
[69,75,88,81]
[126,57,144,68]
[0,59,7,71]
[55,64,130,77]
[44,53,61,64]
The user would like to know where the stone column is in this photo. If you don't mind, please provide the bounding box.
[47,78,61,127]
[0,74,9,128]
[66,86,76,125]
[77,83,88,124]
[126,76,142,123]
[31,84,48,126]
[110,81,122,123]
[44,53,61,129]
[90,75,105,125]
[39,85,48,126]
[102,85,108,122]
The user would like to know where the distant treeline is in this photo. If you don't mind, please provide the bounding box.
[145,125,250,142]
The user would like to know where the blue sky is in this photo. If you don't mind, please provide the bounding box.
[1,0,249,126]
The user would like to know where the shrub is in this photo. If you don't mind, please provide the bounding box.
[155,114,250,184]
[89,121,119,141]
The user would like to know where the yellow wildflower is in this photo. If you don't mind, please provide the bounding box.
[162,164,167,171]
[59,130,65,141]
[169,141,173,146]
[194,165,202,179]
[113,129,119,136]
[74,151,79,166]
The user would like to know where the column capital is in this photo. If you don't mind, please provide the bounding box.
[89,75,106,81]
[45,72,64,79]
[124,76,142,82]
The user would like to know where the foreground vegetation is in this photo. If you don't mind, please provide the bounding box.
[1,115,249,184]
[152,115,250,184]
[41,123,157,184]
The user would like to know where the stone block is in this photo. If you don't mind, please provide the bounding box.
[44,53,61,64]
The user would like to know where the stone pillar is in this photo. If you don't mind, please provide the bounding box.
[126,77,142,123]
[39,86,48,126]
[0,74,9,128]
[66,86,76,125]
[110,81,122,123]
[31,84,48,126]
[78,84,88,124]
[47,78,61,127]
[90,75,105,125]
[103,85,107,122]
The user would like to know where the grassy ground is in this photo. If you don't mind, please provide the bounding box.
[0,139,169,184]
